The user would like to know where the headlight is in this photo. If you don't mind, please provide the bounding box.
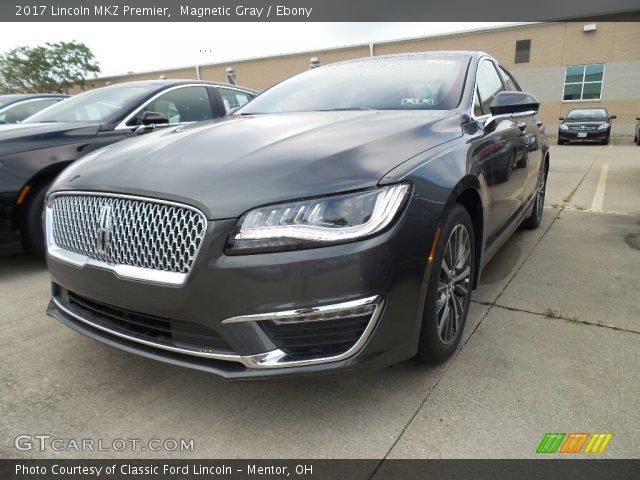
[597,124,609,130]
[226,183,410,254]
[559,124,569,131]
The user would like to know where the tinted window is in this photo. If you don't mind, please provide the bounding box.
[473,88,483,117]
[0,98,60,123]
[475,61,504,115]
[563,64,604,101]
[515,39,531,64]
[238,56,470,113]
[498,67,520,92]
[26,86,150,123]
[127,86,214,126]
[218,87,254,114]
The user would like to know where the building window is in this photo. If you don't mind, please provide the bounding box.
[515,40,531,64]
[563,64,604,101]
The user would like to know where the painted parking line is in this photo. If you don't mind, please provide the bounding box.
[590,164,609,212]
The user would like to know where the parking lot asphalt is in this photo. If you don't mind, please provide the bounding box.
[1,139,639,461]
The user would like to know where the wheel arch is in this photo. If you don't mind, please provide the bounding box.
[15,160,73,223]
[440,176,485,290]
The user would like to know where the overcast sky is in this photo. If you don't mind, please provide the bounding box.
[0,22,517,77]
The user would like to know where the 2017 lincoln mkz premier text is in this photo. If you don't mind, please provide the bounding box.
[45,52,549,379]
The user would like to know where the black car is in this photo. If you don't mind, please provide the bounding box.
[45,52,549,379]
[557,107,616,145]
[0,80,256,256]
[0,94,69,124]
[635,115,640,145]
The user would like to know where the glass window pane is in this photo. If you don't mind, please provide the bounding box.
[565,65,585,84]
[218,87,254,114]
[127,86,214,126]
[515,39,531,64]
[476,61,504,114]
[563,83,582,101]
[473,88,483,116]
[582,82,602,100]
[584,64,604,82]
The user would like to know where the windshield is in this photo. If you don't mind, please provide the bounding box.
[566,108,607,120]
[238,55,470,114]
[25,86,150,123]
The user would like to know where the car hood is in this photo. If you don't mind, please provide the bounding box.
[0,122,101,156]
[53,111,462,219]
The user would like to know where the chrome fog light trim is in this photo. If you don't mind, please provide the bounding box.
[221,295,382,324]
[229,295,385,369]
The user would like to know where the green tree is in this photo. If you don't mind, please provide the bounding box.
[0,41,100,94]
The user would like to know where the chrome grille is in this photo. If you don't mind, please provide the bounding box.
[569,125,597,131]
[49,193,207,275]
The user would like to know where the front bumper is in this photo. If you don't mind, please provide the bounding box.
[558,129,609,142]
[46,199,437,379]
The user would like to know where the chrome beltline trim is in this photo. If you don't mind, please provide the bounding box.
[45,191,209,287]
[53,294,384,370]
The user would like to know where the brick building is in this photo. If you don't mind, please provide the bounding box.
[90,22,640,135]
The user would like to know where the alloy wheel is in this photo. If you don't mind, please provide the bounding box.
[535,166,546,221]
[436,224,472,344]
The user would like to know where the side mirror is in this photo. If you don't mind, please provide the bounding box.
[608,115,617,120]
[559,116,565,121]
[141,111,169,126]
[484,91,540,130]
[489,91,540,116]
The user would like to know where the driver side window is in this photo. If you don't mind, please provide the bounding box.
[127,86,214,127]
[475,61,505,116]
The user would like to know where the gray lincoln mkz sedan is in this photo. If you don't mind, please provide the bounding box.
[46,52,549,379]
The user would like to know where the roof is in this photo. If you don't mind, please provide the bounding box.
[99,79,256,93]
[0,93,70,108]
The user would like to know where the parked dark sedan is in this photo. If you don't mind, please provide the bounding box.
[0,80,256,256]
[45,52,549,379]
[0,94,68,124]
[558,107,616,145]
[635,115,640,145]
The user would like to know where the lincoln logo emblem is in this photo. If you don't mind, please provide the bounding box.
[96,205,113,254]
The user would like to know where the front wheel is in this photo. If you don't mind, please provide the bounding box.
[521,161,547,230]
[416,204,475,364]
[20,181,51,259]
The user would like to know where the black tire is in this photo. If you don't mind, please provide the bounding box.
[601,137,609,145]
[521,161,547,230]
[557,138,565,145]
[20,181,50,259]
[416,204,475,364]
